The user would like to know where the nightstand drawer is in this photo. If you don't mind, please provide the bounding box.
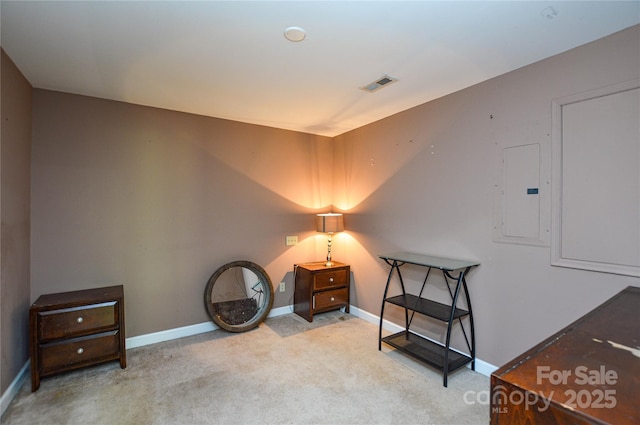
[38,301,118,341]
[40,331,121,375]
[314,269,348,290]
[314,288,348,311]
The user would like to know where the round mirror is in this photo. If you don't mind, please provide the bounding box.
[204,260,274,332]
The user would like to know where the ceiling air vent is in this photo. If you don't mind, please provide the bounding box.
[360,75,398,93]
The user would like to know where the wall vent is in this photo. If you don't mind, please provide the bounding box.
[360,74,398,93]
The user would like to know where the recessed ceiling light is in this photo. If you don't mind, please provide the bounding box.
[284,26,306,42]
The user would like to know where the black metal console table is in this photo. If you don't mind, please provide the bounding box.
[378,252,479,387]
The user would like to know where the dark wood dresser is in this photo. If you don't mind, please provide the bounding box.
[294,262,350,322]
[30,285,126,391]
[490,286,639,424]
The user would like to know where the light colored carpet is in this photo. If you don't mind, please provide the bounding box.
[2,312,489,424]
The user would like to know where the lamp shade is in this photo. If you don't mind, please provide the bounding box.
[316,213,344,233]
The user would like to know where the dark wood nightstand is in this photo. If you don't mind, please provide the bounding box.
[293,262,350,322]
[29,285,126,391]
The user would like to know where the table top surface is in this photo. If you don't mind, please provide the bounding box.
[493,286,640,424]
[295,261,349,272]
[31,285,123,309]
[379,252,480,271]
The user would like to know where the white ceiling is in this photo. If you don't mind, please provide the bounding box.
[2,1,639,137]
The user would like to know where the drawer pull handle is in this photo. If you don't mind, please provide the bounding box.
[76,317,83,323]
[331,297,335,301]
[329,277,334,282]
[77,348,84,355]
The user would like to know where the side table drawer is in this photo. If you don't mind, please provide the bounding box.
[314,269,348,290]
[40,331,121,376]
[314,288,348,311]
[38,301,117,341]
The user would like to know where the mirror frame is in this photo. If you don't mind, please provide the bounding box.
[204,260,274,332]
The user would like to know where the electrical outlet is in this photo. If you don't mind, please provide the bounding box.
[279,282,286,292]
[285,235,298,246]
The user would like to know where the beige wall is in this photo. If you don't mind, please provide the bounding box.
[31,90,334,337]
[1,49,32,394]
[334,25,639,366]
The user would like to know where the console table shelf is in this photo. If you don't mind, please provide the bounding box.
[384,294,470,322]
[382,331,473,372]
[378,252,479,387]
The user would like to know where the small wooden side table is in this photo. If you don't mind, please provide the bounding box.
[293,262,350,322]
[30,285,126,391]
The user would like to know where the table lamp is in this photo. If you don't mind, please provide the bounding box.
[316,213,344,267]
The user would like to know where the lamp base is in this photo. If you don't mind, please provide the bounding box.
[324,233,335,268]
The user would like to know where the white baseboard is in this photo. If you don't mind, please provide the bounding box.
[125,321,218,349]
[348,306,497,377]
[474,358,499,377]
[1,361,29,417]
[126,304,293,349]
[269,305,294,317]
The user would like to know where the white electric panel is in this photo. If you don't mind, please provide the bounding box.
[503,143,540,239]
